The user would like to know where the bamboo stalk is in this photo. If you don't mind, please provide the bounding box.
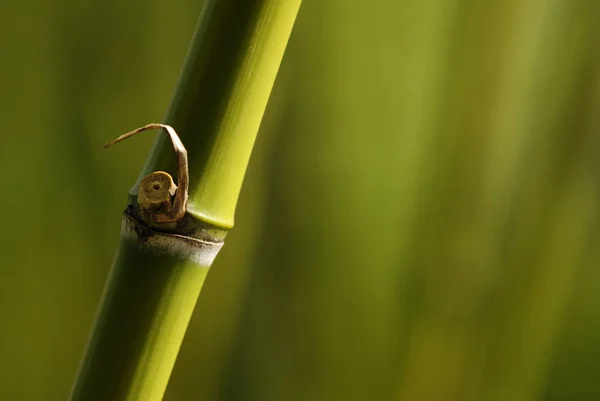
[69,1,301,400]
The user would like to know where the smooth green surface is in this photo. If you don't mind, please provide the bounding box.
[137,0,302,229]
[70,226,209,401]
[69,0,301,399]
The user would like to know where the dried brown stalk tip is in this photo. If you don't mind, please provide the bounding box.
[105,123,189,223]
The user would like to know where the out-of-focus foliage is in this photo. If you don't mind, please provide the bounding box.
[0,0,598,400]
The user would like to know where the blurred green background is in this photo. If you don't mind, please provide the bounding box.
[1,0,599,400]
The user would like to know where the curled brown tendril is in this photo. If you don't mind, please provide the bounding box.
[105,124,189,223]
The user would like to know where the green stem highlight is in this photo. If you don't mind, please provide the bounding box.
[69,0,301,400]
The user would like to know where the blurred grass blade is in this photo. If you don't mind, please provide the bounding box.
[68,1,301,400]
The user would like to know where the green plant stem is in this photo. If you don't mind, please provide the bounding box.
[69,1,301,400]
[69,218,214,401]
[139,0,302,229]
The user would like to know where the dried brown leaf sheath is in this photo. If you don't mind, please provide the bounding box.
[105,124,189,223]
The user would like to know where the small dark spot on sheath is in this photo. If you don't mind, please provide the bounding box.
[134,223,154,242]
[125,208,155,242]
[153,183,160,190]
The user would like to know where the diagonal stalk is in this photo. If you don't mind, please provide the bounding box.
[69,1,301,400]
